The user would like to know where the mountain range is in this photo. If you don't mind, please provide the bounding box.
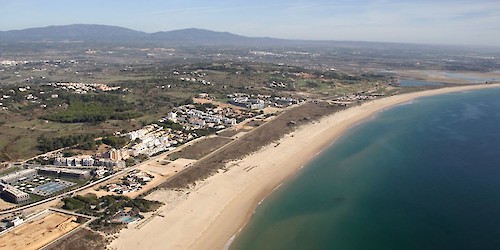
[0,24,285,45]
[2,24,496,53]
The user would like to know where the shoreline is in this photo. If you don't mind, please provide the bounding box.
[110,84,500,250]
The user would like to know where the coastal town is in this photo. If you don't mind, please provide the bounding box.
[4,79,498,249]
[0,86,310,239]
[0,79,393,239]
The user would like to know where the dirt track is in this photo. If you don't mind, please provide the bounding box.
[167,136,232,160]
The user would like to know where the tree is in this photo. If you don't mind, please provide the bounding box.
[102,136,129,148]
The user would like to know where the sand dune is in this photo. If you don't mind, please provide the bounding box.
[110,84,500,250]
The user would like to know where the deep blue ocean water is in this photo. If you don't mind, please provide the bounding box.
[231,88,500,250]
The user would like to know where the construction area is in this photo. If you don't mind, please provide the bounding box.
[0,211,81,250]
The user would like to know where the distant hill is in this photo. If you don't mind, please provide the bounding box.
[0,24,147,42]
[2,24,496,52]
[151,28,246,43]
[0,24,284,45]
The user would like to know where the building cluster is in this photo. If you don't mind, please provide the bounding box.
[0,59,77,67]
[229,96,266,109]
[38,122,196,185]
[270,96,304,108]
[179,77,212,85]
[121,123,202,157]
[103,170,153,195]
[0,60,22,66]
[54,155,95,167]
[163,104,257,130]
[47,82,121,94]
[54,154,126,169]
[0,86,45,110]
[0,82,120,111]
[249,50,285,57]
[175,70,212,85]
[267,80,293,89]
[1,58,91,85]
[334,93,378,103]
[125,124,161,141]
[124,124,191,157]
[128,129,173,157]
[37,167,91,180]
[228,93,304,109]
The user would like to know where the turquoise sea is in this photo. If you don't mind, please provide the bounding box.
[231,88,500,250]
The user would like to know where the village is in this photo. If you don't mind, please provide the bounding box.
[0,84,387,217]
[0,81,122,111]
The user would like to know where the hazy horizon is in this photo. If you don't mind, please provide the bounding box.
[1,0,499,46]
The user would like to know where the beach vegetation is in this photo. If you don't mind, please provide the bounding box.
[101,136,130,149]
[37,134,98,152]
[62,194,162,233]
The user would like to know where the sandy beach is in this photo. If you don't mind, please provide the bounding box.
[110,84,500,250]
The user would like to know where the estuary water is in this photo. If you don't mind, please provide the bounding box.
[398,79,444,87]
[231,88,500,250]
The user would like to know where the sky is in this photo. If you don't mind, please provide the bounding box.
[1,0,499,46]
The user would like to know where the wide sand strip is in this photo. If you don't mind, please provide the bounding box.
[111,84,500,250]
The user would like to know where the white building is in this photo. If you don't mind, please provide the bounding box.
[125,124,161,140]
[10,217,24,227]
[54,156,95,167]
[0,169,37,185]
[0,184,30,204]
[167,112,177,122]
